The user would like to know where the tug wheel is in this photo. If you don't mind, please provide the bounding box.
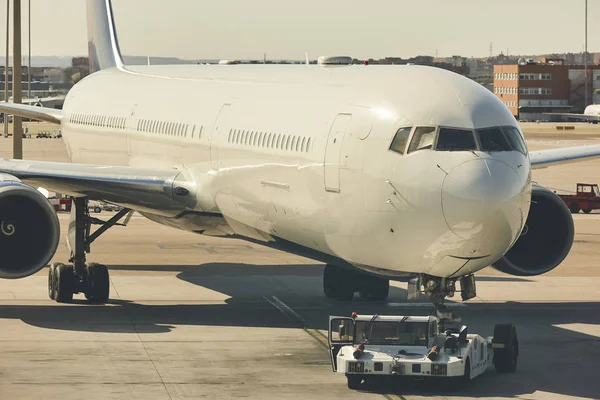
[493,324,519,373]
[346,375,362,390]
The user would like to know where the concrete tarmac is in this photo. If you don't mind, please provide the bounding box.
[0,127,599,399]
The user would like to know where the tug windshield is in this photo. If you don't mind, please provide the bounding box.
[355,321,428,346]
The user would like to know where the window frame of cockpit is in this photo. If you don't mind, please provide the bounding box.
[435,126,479,152]
[406,125,439,154]
[388,126,415,155]
[388,124,527,155]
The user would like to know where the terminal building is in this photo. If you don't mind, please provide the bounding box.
[494,58,600,121]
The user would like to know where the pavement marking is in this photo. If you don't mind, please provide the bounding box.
[263,295,306,324]
[387,302,466,308]
[383,395,406,400]
[304,328,329,350]
[383,393,410,400]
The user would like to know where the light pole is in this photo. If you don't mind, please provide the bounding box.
[13,0,22,159]
[4,0,9,138]
[27,0,29,99]
[585,0,589,108]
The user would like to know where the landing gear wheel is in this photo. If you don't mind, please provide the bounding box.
[48,262,60,300]
[569,204,580,214]
[323,264,355,301]
[358,275,389,301]
[346,375,362,390]
[583,209,592,214]
[493,324,519,373]
[54,264,74,303]
[85,263,110,303]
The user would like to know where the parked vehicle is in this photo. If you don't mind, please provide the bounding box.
[558,183,600,214]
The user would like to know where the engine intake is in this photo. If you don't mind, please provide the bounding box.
[0,182,60,279]
[493,185,574,276]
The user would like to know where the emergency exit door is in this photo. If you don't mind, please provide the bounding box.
[210,104,231,170]
[324,114,352,193]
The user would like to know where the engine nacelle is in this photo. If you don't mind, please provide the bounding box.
[493,185,574,276]
[0,182,60,279]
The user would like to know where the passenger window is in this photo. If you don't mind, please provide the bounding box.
[389,127,412,154]
[502,126,527,154]
[436,128,476,151]
[408,126,436,153]
[477,127,512,152]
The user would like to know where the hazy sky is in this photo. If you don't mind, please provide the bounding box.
[2,0,599,60]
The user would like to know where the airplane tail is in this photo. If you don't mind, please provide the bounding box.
[86,0,124,73]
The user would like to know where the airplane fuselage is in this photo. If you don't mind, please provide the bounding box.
[60,64,531,278]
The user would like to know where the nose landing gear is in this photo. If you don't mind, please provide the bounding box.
[408,274,477,325]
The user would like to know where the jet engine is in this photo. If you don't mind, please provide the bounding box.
[0,182,60,279]
[493,185,574,276]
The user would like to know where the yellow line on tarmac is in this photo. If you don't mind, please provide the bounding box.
[304,328,329,350]
[382,394,406,400]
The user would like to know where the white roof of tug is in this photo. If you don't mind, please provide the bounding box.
[353,315,432,322]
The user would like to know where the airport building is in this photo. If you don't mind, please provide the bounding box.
[494,58,600,120]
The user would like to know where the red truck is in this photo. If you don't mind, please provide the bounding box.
[558,183,600,214]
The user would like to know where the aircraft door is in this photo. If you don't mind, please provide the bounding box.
[324,114,352,193]
[328,316,355,372]
[210,104,231,170]
[127,104,138,158]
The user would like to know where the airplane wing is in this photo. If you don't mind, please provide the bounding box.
[0,102,62,124]
[0,158,195,214]
[542,113,600,122]
[529,144,600,169]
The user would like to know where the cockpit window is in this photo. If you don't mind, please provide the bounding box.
[407,126,436,153]
[502,126,527,154]
[436,128,476,151]
[389,127,412,154]
[477,127,512,152]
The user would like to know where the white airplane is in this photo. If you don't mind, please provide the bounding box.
[0,0,598,309]
[545,103,600,123]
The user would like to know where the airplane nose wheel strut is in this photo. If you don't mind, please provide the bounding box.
[409,274,477,326]
[47,197,131,303]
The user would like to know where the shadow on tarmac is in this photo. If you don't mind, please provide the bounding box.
[0,262,598,399]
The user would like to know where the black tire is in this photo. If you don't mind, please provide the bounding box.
[54,264,74,303]
[493,324,519,373]
[323,264,355,301]
[346,375,362,390]
[569,204,580,214]
[93,206,102,213]
[48,263,58,300]
[449,357,470,391]
[85,263,110,303]
[583,209,592,214]
[358,275,390,301]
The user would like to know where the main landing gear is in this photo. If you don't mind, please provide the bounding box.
[408,274,477,326]
[47,197,131,303]
[323,264,390,301]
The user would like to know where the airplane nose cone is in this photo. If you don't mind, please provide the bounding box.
[441,159,524,245]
